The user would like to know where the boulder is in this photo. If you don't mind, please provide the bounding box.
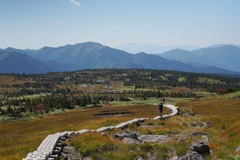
[113,130,139,140]
[189,141,210,156]
[122,137,141,144]
[191,132,207,137]
[138,135,170,143]
[201,135,209,143]
[178,141,210,160]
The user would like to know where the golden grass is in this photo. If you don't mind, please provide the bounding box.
[71,132,173,159]
[177,98,240,159]
[1,97,240,159]
[0,76,31,86]
[0,104,160,160]
[69,97,240,159]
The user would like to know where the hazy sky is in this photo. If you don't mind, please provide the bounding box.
[1,0,240,49]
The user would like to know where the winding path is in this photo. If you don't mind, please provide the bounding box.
[23,104,179,160]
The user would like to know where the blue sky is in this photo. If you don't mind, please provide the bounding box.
[0,0,240,49]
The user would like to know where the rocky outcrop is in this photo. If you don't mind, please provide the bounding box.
[189,141,210,156]
[114,130,139,140]
[113,130,171,144]
[178,141,210,160]
[138,134,170,143]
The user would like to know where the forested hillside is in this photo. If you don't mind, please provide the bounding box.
[1,69,239,119]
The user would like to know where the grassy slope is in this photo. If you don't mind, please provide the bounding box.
[0,104,161,160]
[70,97,240,159]
[181,98,240,158]
[0,97,240,159]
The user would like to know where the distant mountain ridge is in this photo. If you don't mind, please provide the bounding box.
[160,44,240,72]
[116,43,199,54]
[0,51,50,74]
[0,42,239,75]
[0,51,77,74]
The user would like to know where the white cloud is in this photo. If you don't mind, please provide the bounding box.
[69,0,81,7]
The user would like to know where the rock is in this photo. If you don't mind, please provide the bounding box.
[178,137,187,142]
[134,156,144,160]
[189,141,210,157]
[190,121,207,129]
[114,130,143,144]
[179,151,204,160]
[113,130,139,140]
[122,137,141,144]
[114,131,172,144]
[138,134,170,143]
[178,141,210,160]
[191,132,207,137]
[175,133,188,142]
[201,135,209,143]
[235,146,240,153]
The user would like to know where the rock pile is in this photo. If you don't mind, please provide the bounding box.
[178,141,210,160]
[113,130,171,144]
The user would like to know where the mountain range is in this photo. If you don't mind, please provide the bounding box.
[116,43,199,54]
[160,45,240,72]
[0,42,240,75]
